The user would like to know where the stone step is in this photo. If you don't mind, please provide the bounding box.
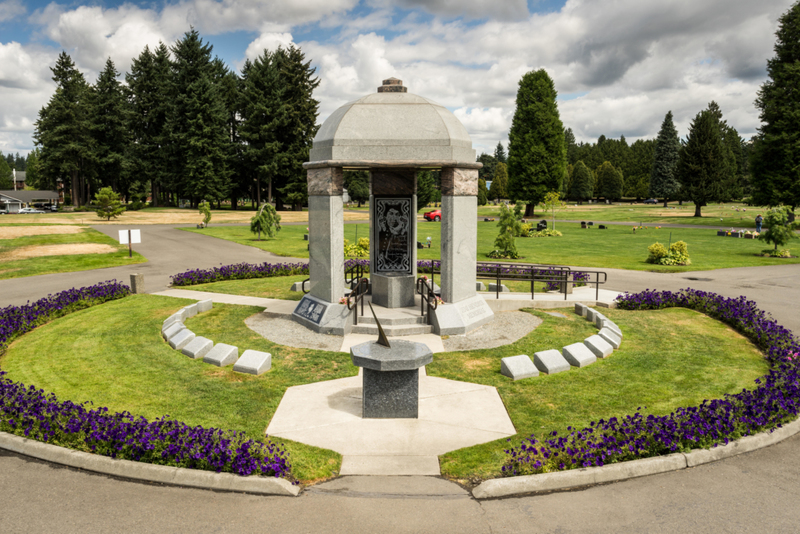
[351,323,433,336]
[358,314,428,326]
[340,455,441,476]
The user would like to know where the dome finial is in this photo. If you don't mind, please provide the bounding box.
[378,78,407,93]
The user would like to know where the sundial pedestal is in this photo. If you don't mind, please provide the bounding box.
[350,340,433,419]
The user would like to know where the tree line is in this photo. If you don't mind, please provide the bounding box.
[30,29,319,210]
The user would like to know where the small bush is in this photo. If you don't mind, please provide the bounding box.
[520,223,532,237]
[761,249,791,258]
[646,242,669,263]
[529,229,563,238]
[344,237,370,258]
[647,241,691,265]
[487,248,520,260]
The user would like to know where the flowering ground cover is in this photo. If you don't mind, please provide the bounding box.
[1,295,355,481]
[500,289,799,478]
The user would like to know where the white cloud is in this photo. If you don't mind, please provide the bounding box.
[0,0,24,22]
[245,32,295,61]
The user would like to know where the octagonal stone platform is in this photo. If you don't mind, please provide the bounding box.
[266,370,516,476]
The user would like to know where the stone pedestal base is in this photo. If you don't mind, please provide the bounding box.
[431,294,494,335]
[363,368,419,418]
[371,273,416,308]
[292,294,353,336]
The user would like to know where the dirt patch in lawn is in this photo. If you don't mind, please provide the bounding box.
[0,225,84,239]
[0,243,118,261]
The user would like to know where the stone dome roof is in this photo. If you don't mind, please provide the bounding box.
[309,79,476,165]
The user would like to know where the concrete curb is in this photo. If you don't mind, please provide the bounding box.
[0,431,300,497]
[472,417,800,500]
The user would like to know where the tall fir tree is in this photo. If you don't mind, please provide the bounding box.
[564,127,578,164]
[127,43,172,206]
[0,155,12,189]
[34,51,94,206]
[477,152,497,183]
[489,162,509,200]
[751,2,800,211]
[416,171,438,210]
[677,108,726,217]
[24,148,41,189]
[168,29,230,206]
[343,170,369,207]
[239,51,282,205]
[569,160,593,203]
[90,58,130,197]
[275,45,320,211]
[626,139,655,199]
[507,69,566,217]
[649,111,681,206]
[596,161,623,200]
[493,142,507,164]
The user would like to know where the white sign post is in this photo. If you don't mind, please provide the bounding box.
[119,229,141,258]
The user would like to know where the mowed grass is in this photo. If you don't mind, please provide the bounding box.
[0,295,355,482]
[477,201,767,228]
[181,274,309,300]
[1,296,768,482]
[435,306,769,480]
[184,218,800,272]
[0,224,146,279]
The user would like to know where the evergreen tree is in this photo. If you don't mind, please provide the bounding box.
[477,178,488,206]
[596,161,623,200]
[494,142,507,164]
[564,127,578,164]
[14,153,25,171]
[169,29,230,207]
[416,170,438,210]
[0,156,12,189]
[127,43,173,207]
[569,160,593,203]
[626,139,654,199]
[751,2,800,211]
[250,202,281,240]
[650,111,681,206]
[94,186,125,220]
[213,56,243,209]
[344,170,369,207]
[274,45,320,211]
[489,162,508,200]
[507,69,566,217]
[24,149,41,189]
[677,108,726,217]
[90,58,130,196]
[477,152,497,183]
[34,51,94,206]
[240,51,282,205]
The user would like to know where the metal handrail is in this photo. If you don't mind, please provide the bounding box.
[416,277,439,325]
[475,261,608,301]
[346,277,369,325]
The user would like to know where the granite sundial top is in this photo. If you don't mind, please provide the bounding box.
[350,340,433,371]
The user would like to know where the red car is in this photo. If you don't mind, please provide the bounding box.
[424,209,441,222]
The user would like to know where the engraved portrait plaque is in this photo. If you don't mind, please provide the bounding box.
[375,197,412,273]
[295,298,328,325]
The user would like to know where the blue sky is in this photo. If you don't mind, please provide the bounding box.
[0,0,793,157]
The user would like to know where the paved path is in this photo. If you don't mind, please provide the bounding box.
[2,225,800,532]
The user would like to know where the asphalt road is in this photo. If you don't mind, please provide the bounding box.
[2,224,800,533]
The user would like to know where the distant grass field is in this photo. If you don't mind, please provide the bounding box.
[1,296,768,483]
[182,220,800,272]
[0,224,145,280]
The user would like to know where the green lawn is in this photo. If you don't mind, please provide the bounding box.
[182,219,800,272]
[0,225,146,280]
[477,201,765,228]
[1,296,768,483]
[182,274,309,300]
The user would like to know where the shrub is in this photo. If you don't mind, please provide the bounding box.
[646,241,690,265]
[344,237,369,258]
[761,249,792,258]
[529,229,563,238]
[759,206,799,252]
[198,200,211,227]
[520,223,532,237]
[503,288,800,477]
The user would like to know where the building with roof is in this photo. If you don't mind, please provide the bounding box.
[0,190,59,213]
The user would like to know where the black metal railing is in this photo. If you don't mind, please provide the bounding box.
[346,277,370,325]
[475,261,608,301]
[416,277,439,325]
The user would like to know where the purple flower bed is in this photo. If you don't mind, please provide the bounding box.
[0,281,292,479]
[503,288,800,476]
[171,262,310,286]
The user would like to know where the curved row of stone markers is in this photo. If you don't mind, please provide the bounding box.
[500,303,622,380]
[160,300,272,375]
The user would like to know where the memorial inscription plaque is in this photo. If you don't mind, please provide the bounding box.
[294,298,328,324]
[375,197,412,273]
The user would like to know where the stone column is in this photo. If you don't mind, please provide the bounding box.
[307,166,344,302]
[440,167,478,304]
[432,167,494,335]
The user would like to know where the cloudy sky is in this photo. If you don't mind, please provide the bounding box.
[0,0,793,158]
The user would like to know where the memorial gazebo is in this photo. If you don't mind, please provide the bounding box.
[292,78,494,336]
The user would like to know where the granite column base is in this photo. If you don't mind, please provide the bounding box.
[362,368,419,419]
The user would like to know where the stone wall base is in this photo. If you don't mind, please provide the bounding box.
[431,294,494,335]
[292,294,353,336]
[371,273,416,308]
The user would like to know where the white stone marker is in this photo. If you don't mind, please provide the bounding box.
[600,319,623,338]
[233,350,272,375]
[574,303,588,317]
[169,329,196,350]
[585,308,598,323]
[196,299,213,313]
[476,281,487,291]
[488,283,510,293]
[594,312,608,329]
[162,315,183,333]
[204,343,238,367]
[533,349,571,375]
[598,327,622,349]
[584,335,613,358]
[182,303,198,319]
[181,337,213,359]
[162,322,185,341]
[562,342,597,367]
[500,355,539,380]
